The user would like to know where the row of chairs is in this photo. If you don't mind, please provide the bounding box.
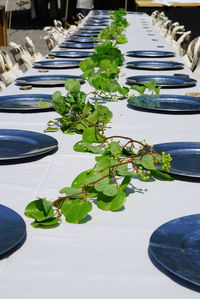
[151,10,200,79]
[43,18,82,51]
[0,18,83,90]
[0,36,44,90]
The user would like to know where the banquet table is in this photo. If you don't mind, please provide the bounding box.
[0,11,200,299]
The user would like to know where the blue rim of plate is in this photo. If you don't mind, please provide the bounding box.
[0,94,53,112]
[49,50,93,58]
[154,141,200,177]
[72,32,99,37]
[64,37,96,43]
[0,129,58,160]
[127,94,200,113]
[126,50,175,58]
[60,42,95,49]
[33,59,81,69]
[78,28,102,33]
[0,204,26,257]
[126,75,197,88]
[126,60,184,70]
[149,214,200,288]
[15,75,85,86]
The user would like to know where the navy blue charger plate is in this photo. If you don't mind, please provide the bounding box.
[154,142,200,177]
[128,94,200,113]
[0,129,58,160]
[149,214,200,287]
[64,37,96,43]
[49,50,93,58]
[0,94,53,112]
[126,60,184,70]
[0,204,26,257]
[126,75,197,88]
[84,23,107,27]
[15,75,84,86]
[72,32,99,37]
[78,28,102,33]
[60,42,95,49]
[34,59,81,69]
[126,50,175,58]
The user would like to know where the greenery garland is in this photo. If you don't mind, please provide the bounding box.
[24,9,173,228]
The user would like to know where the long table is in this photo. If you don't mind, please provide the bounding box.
[0,11,200,299]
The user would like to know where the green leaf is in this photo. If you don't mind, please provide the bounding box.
[24,198,54,222]
[61,199,92,223]
[119,86,129,96]
[59,187,83,198]
[108,80,121,93]
[82,127,104,143]
[80,58,95,73]
[130,85,146,94]
[150,169,174,181]
[141,154,156,170]
[97,190,126,211]
[103,184,118,197]
[109,141,121,158]
[94,177,110,192]
[110,190,126,211]
[72,169,103,189]
[119,176,132,191]
[65,79,80,93]
[116,164,133,176]
[31,217,60,228]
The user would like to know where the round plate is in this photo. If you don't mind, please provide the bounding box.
[60,42,95,49]
[72,32,99,37]
[0,205,26,257]
[154,142,200,177]
[127,94,200,113]
[126,50,175,58]
[84,23,107,27]
[78,28,102,33]
[15,75,85,86]
[64,37,96,43]
[0,129,58,160]
[34,59,81,69]
[149,214,200,287]
[49,50,93,58]
[126,75,197,88]
[126,60,184,70]
[0,94,53,112]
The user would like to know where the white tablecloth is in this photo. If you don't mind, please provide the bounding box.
[0,12,200,299]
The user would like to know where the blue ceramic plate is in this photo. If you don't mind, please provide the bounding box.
[154,142,200,177]
[79,28,102,33]
[84,23,107,27]
[60,42,95,49]
[49,50,93,58]
[126,50,175,58]
[34,59,81,69]
[0,205,26,257]
[149,214,200,287]
[126,60,184,70]
[128,94,200,113]
[126,75,197,88]
[72,32,99,37]
[0,129,58,160]
[15,75,84,86]
[64,37,96,43]
[0,94,53,112]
